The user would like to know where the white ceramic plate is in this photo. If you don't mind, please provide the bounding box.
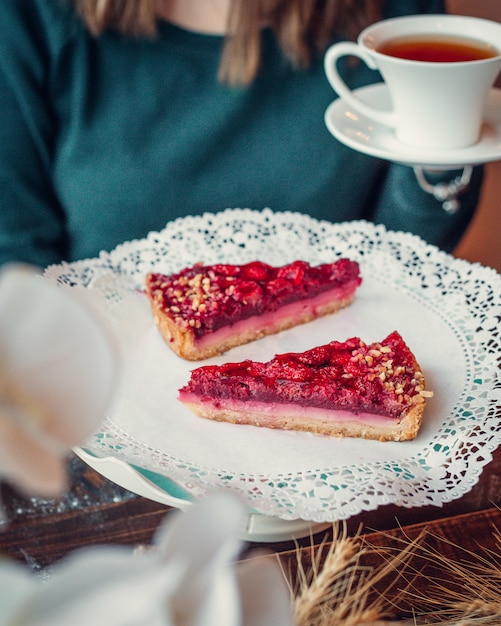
[45,211,501,536]
[325,84,501,169]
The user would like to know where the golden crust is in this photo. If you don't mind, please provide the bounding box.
[182,398,425,442]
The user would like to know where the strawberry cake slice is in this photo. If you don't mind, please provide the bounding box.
[145,259,361,360]
[178,331,432,441]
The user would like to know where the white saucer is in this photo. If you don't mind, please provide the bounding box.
[325,84,501,169]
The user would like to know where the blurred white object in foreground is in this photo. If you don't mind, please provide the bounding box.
[0,492,292,626]
[0,264,118,496]
[0,266,292,625]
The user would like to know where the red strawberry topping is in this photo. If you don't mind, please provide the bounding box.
[180,332,427,418]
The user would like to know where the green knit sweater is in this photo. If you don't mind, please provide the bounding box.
[0,0,481,266]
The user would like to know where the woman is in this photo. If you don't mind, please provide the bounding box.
[0,0,482,267]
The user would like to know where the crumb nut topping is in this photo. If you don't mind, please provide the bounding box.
[350,339,433,405]
[150,267,225,331]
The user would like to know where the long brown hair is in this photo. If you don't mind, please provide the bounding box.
[72,0,384,85]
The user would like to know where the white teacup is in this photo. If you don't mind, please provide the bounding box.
[324,15,501,150]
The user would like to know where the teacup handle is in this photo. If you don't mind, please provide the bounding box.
[324,42,396,128]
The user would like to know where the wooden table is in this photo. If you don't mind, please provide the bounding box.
[1,445,500,620]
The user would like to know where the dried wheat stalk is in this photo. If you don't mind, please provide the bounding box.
[276,516,501,626]
[278,523,423,626]
[382,523,501,625]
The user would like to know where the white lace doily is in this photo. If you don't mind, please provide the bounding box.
[45,209,501,523]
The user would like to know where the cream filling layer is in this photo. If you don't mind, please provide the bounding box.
[178,392,402,428]
[193,281,358,349]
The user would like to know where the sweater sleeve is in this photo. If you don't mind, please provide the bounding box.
[370,164,483,253]
[0,0,69,267]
